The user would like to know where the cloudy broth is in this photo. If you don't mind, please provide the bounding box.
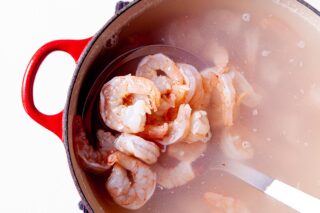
[80,0,320,212]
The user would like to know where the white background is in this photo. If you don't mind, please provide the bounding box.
[0,0,118,212]
[0,0,320,212]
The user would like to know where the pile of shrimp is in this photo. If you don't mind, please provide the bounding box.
[74,50,260,210]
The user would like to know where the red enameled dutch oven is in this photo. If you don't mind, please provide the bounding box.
[21,0,320,212]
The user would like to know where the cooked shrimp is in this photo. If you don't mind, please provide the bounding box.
[184,110,212,144]
[138,123,169,140]
[233,71,261,108]
[153,161,195,189]
[207,70,236,128]
[136,53,188,105]
[168,141,207,162]
[136,53,184,85]
[96,129,116,151]
[106,151,156,210]
[179,63,197,103]
[198,67,219,109]
[171,83,189,105]
[73,116,113,174]
[204,192,250,213]
[260,16,299,43]
[220,129,254,160]
[154,93,176,117]
[215,71,236,127]
[154,138,207,189]
[100,75,161,133]
[178,63,204,108]
[153,75,172,94]
[200,67,222,92]
[157,104,192,145]
[113,133,160,165]
[204,68,260,127]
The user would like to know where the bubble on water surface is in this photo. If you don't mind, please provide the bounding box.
[252,109,258,116]
[241,141,251,149]
[297,40,305,49]
[242,13,251,22]
[299,61,304,67]
[261,50,272,57]
[299,89,305,95]
[158,185,164,190]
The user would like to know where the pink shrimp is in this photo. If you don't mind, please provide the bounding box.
[73,116,115,174]
[100,75,161,133]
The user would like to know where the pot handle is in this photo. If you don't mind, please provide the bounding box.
[21,37,92,141]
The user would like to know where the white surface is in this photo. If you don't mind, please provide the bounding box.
[0,0,118,212]
[0,0,320,212]
[308,0,320,11]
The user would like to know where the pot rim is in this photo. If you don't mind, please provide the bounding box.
[62,0,320,212]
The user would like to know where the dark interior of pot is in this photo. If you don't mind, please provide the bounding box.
[66,0,320,212]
